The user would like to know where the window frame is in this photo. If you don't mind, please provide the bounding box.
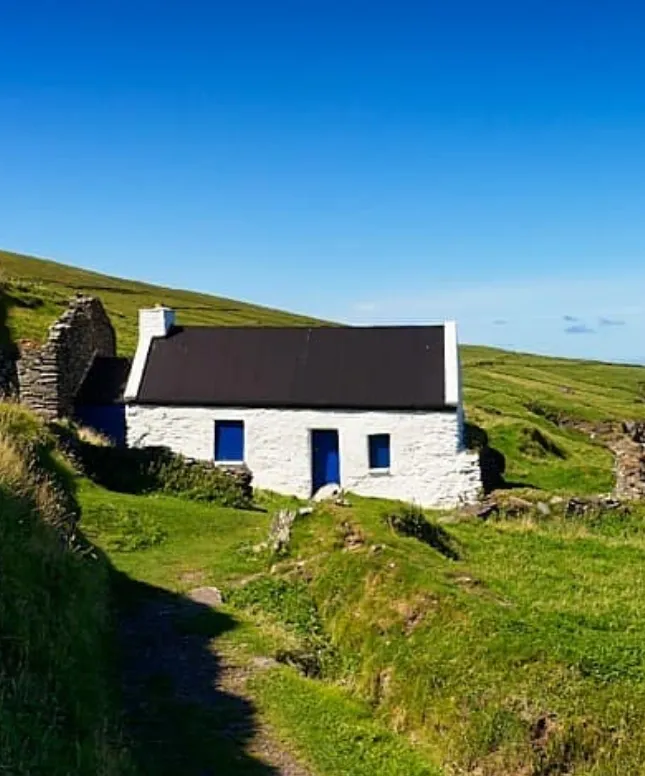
[367,433,391,472]
[214,419,245,463]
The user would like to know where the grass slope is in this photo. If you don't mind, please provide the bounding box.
[0,405,132,775]
[0,248,323,353]
[462,347,645,492]
[79,478,645,775]
[3,246,645,491]
[80,481,435,775]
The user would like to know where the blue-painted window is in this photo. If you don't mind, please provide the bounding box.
[368,434,390,469]
[215,420,245,461]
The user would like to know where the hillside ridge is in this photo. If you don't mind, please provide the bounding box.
[0,248,323,354]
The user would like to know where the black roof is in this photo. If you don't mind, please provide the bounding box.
[75,356,131,406]
[135,325,449,410]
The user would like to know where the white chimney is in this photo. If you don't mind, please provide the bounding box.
[139,305,175,341]
[124,305,175,401]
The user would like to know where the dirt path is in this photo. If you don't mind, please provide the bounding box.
[116,579,311,776]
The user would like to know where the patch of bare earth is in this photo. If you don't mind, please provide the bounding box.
[214,652,311,776]
[118,582,311,776]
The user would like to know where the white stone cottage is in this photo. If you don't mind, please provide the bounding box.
[122,306,480,507]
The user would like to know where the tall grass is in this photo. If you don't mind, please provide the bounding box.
[0,404,132,775]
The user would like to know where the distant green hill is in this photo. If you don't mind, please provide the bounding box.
[2,247,645,494]
[461,346,645,492]
[0,248,322,354]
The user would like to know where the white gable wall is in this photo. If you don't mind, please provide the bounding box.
[126,404,480,508]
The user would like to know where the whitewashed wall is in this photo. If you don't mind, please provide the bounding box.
[126,405,480,508]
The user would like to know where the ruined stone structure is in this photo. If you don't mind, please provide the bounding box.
[17,296,116,420]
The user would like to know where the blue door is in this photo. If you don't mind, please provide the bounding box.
[311,430,340,493]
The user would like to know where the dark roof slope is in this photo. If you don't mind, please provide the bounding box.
[75,356,131,405]
[135,326,448,410]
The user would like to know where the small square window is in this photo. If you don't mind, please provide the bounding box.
[368,434,390,469]
[215,420,244,462]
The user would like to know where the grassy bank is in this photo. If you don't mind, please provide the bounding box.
[0,405,132,775]
[286,499,645,774]
[78,473,645,775]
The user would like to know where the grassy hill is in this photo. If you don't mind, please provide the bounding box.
[0,248,322,354]
[461,346,645,492]
[3,247,645,495]
[0,404,134,775]
[78,457,645,776]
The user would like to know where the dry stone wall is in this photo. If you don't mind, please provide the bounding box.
[17,296,116,420]
[554,418,645,501]
[610,422,645,500]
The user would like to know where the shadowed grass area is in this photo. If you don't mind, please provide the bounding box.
[0,404,133,775]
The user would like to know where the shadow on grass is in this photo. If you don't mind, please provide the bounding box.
[110,571,283,776]
[0,279,19,391]
[414,519,460,560]
[383,506,461,560]
[0,280,12,348]
[465,421,539,494]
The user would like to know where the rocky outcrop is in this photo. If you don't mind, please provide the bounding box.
[610,422,645,501]
[539,416,645,502]
[17,296,116,420]
[472,492,627,520]
[563,419,645,501]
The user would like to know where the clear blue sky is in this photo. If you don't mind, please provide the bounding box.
[1,1,645,362]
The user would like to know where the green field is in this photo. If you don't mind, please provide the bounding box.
[4,248,645,774]
[78,475,645,775]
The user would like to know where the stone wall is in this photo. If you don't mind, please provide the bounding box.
[553,417,645,501]
[17,296,116,420]
[610,422,645,501]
